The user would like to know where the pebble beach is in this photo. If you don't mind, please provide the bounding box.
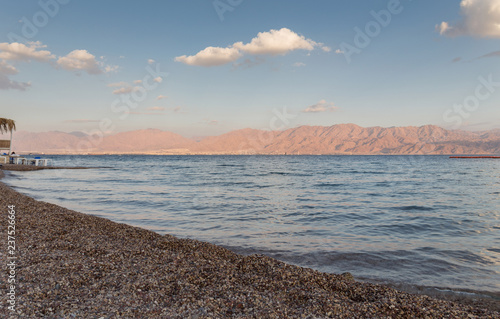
[1,165,499,318]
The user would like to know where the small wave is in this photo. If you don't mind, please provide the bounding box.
[314,183,344,188]
[217,164,244,167]
[363,171,386,175]
[5,154,499,295]
[392,205,434,211]
[355,223,437,237]
[220,181,253,187]
[375,181,392,187]
[298,205,317,210]
[268,171,289,175]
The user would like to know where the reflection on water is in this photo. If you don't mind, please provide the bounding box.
[4,155,500,294]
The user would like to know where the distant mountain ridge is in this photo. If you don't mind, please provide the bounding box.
[7,124,500,155]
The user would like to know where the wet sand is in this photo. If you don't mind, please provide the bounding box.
[0,165,498,318]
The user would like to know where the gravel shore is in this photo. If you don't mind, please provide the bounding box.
[1,166,498,318]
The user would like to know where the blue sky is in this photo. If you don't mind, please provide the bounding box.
[1,0,499,137]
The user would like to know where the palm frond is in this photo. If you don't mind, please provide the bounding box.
[0,118,16,134]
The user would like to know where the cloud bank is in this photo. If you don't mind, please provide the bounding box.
[175,28,330,67]
[0,41,117,90]
[438,0,500,38]
[0,41,54,62]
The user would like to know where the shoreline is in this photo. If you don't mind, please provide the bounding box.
[11,153,500,156]
[1,166,498,318]
[0,163,109,171]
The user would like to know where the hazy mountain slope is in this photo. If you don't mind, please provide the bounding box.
[7,124,500,155]
[9,131,84,154]
[95,129,195,153]
[193,124,500,154]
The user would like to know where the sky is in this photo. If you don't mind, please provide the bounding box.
[0,0,500,137]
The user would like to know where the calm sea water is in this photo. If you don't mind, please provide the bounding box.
[3,155,500,296]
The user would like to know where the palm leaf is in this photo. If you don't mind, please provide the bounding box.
[0,118,16,134]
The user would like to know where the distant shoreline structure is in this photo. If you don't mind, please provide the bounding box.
[12,153,500,157]
[450,156,500,159]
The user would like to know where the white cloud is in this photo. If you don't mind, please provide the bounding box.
[0,42,53,90]
[156,95,167,100]
[148,59,155,64]
[147,106,165,111]
[233,28,318,55]
[153,76,162,83]
[175,28,329,67]
[0,61,18,75]
[57,50,116,74]
[335,49,345,54]
[293,62,306,67]
[0,41,54,62]
[108,80,148,95]
[0,61,30,91]
[437,21,452,35]
[438,0,500,38]
[302,100,339,113]
[57,50,103,74]
[0,42,117,90]
[175,46,242,67]
[103,64,119,73]
[112,86,138,95]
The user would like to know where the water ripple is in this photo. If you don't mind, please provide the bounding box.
[3,155,499,293]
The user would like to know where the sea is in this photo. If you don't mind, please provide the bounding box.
[3,155,499,299]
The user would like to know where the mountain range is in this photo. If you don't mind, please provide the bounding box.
[5,124,500,155]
